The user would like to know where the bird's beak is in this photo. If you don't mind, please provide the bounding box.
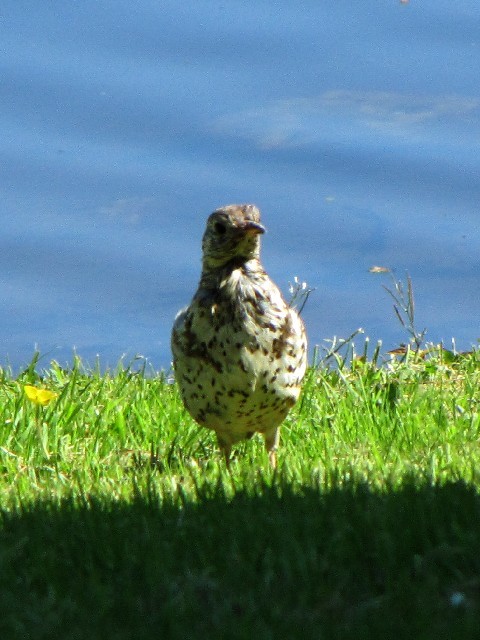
[243,221,265,235]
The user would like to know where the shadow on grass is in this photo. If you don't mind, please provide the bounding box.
[1,480,479,639]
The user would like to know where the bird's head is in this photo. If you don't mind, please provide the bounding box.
[201,204,265,269]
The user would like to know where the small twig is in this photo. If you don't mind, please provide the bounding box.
[288,276,315,315]
[383,271,426,352]
[321,328,365,365]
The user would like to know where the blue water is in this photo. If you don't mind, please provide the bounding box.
[2,1,480,369]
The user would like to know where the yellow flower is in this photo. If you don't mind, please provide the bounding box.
[24,385,58,406]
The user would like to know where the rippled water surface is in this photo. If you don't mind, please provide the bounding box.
[2,1,480,369]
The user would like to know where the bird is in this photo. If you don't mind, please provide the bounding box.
[171,204,307,467]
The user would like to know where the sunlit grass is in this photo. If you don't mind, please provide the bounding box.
[1,346,480,637]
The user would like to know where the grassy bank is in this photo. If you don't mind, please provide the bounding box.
[1,348,479,638]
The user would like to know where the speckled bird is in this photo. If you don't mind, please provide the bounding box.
[171,204,307,467]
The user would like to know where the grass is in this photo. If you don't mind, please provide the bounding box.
[1,346,480,638]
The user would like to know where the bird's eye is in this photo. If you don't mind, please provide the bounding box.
[214,222,227,235]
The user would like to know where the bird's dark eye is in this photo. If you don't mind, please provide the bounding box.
[214,221,227,235]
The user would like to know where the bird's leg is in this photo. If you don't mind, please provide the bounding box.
[268,450,277,469]
[217,435,232,468]
[265,428,280,469]
[223,447,232,469]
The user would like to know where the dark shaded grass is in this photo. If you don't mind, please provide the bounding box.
[1,480,479,639]
[2,349,480,638]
